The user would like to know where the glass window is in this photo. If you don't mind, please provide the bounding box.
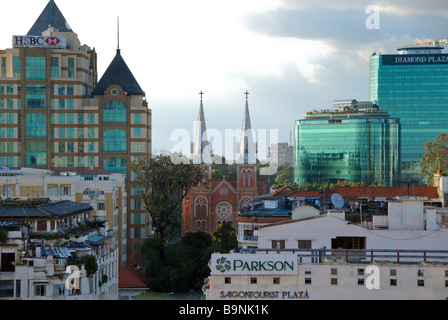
[103,100,127,123]
[25,57,46,79]
[13,57,21,77]
[51,57,59,78]
[68,58,74,78]
[26,142,47,166]
[134,128,141,138]
[26,85,46,108]
[134,113,141,124]
[103,129,126,152]
[26,113,46,137]
[103,157,127,173]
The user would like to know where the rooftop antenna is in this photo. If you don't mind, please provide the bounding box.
[393,173,424,196]
[117,17,120,51]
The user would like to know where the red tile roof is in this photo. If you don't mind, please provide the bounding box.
[119,266,152,289]
[288,187,439,201]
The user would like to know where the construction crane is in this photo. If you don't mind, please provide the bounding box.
[404,37,448,48]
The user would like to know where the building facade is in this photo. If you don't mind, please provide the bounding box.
[0,200,119,300]
[182,94,268,235]
[370,41,448,174]
[0,167,127,267]
[0,1,152,266]
[294,110,400,187]
[204,197,448,300]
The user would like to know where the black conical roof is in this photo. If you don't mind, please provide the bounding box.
[28,0,73,35]
[92,49,145,96]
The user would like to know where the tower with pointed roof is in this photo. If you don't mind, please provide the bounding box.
[0,0,152,267]
[182,92,266,236]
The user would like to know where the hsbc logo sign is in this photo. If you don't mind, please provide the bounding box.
[13,35,66,49]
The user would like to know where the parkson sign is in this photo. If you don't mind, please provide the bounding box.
[211,254,297,275]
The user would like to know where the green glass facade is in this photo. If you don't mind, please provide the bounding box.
[294,115,400,186]
[370,51,448,174]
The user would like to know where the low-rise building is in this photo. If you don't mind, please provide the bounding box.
[0,167,127,267]
[205,196,448,300]
[0,199,119,300]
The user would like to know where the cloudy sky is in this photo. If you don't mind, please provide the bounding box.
[2,0,448,158]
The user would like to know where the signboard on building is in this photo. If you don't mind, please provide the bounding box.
[211,253,297,275]
[382,54,448,66]
[13,35,67,49]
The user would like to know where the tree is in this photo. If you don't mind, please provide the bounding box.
[131,154,204,242]
[211,221,238,254]
[140,232,213,293]
[421,133,448,185]
[273,165,294,188]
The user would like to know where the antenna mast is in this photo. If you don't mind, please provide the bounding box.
[117,17,120,50]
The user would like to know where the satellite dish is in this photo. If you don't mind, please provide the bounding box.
[393,173,425,195]
[331,193,345,209]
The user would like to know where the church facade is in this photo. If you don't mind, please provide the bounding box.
[182,94,268,234]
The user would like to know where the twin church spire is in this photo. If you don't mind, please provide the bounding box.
[192,91,255,165]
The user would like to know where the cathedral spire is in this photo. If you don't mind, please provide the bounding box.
[238,91,256,164]
[193,91,211,164]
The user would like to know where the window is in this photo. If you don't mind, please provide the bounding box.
[98,202,106,211]
[53,284,64,296]
[26,113,46,137]
[417,279,424,287]
[68,58,74,78]
[103,157,126,173]
[225,277,231,284]
[103,100,126,123]
[271,240,285,249]
[51,57,59,78]
[34,285,46,297]
[103,129,126,152]
[331,268,338,275]
[26,142,47,166]
[298,240,312,249]
[26,84,46,108]
[358,278,365,286]
[0,281,14,298]
[13,57,21,77]
[417,270,424,277]
[273,277,280,284]
[26,57,46,79]
[390,279,397,286]
[331,278,338,285]
[390,269,397,276]
[250,277,257,284]
[305,278,312,284]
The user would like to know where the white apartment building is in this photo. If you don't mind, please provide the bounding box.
[0,167,127,267]
[204,197,448,300]
[0,201,119,300]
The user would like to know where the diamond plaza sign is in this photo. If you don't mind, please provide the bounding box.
[211,253,297,275]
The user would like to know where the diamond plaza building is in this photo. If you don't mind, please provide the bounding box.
[370,41,448,174]
[0,1,152,266]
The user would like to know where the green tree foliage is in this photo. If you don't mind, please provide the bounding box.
[0,227,7,244]
[421,133,448,185]
[131,153,204,242]
[211,221,238,254]
[141,233,213,293]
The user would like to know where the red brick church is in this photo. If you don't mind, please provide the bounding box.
[181,93,268,234]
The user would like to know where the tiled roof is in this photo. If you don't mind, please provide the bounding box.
[288,187,439,201]
[28,0,73,35]
[92,49,145,96]
[0,200,93,218]
[335,186,439,200]
[119,266,152,289]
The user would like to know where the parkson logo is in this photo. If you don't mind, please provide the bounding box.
[216,256,295,273]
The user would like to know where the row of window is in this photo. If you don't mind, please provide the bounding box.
[1,56,75,79]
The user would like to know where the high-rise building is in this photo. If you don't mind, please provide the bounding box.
[294,107,400,187]
[0,0,152,266]
[370,40,448,174]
